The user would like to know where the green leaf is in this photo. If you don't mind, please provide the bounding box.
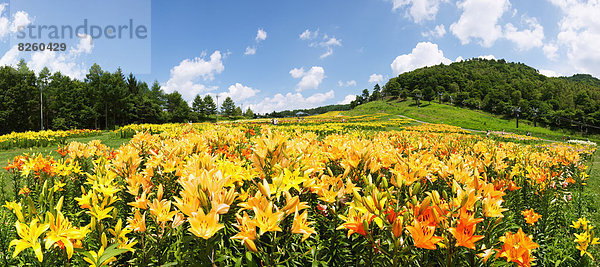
[234,256,243,267]
[97,244,129,266]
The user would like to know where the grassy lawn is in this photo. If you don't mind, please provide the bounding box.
[0,132,130,172]
[345,100,600,142]
[584,152,600,224]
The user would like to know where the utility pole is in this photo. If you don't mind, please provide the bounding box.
[216,94,219,123]
[40,83,43,130]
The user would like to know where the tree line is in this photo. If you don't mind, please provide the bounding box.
[372,58,600,130]
[0,61,254,134]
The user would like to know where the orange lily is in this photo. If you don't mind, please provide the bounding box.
[406,219,443,250]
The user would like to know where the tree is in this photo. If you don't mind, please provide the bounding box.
[192,94,206,119]
[370,84,381,101]
[85,64,105,129]
[38,67,51,130]
[412,89,423,107]
[448,82,459,93]
[221,97,236,116]
[423,86,434,104]
[204,95,217,115]
[165,91,190,122]
[244,107,255,118]
[400,89,408,99]
[386,81,401,97]
[436,86,444,104]
[234,106,243,116]
[361,89,370,103]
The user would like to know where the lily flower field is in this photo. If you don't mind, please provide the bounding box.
[0,118,598,266]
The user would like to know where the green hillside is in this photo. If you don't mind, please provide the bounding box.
[378,58,600,132]
[346,100,599,142]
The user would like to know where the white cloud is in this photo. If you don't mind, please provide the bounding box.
[248,90,335,114]
[0,45,20,67]
[289,66,325,91]
[256,28,267,41]
[478,54,496,60]
[450,0,546,51]
[299,29,318,40]
[244,46,256,55]
[391,42,451,75]
[26,34,94,79]
[245,28,267,56]
[539,69,561,77]
[337,80,356,87]
[72,33,93,55]
[218,83,260,103]
[316,36,342,59]
[11,11,32,33]
[0,4,33,39]
[450,0,510,47]
[369,74,384,83]
[390,0,446,23]
[289,67,305,79]
[543,43,559,60]
[162,51,224,101]
[455,56,464,62]
[550,0,600,77]
[339,94,357,104]
[422,24,446,38]
[301,31,342,59]
[504,18,544,50]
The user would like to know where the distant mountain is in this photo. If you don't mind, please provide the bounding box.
[380,58,600,127]
[263,104,351,118]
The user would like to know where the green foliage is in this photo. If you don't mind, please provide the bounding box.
[382,58,600,132]
[266,104,351,118]
[244,108,255,119]
[221,97,236,116]
[0,63,191,133]
[165,92,191,123]
[204,95,217,115]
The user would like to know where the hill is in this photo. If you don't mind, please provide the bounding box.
[346,100,599,142]
[380,58,600,131]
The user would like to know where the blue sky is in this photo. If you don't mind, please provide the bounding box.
[0,0,599,114]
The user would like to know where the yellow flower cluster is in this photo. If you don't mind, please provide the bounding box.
[3,122,594,265]
[0,129,101,150]
[571,218,600,259]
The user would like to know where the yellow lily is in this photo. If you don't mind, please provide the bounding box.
[45,211,87,259]
[188,209,224,239]
[253,202,284,235]
[9,219,49,262]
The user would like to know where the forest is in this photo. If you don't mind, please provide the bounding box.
[0,61,251,134]
[377,58,600,130]
[4,57,600,134]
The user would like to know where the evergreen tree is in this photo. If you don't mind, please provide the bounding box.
[221,97,236,116]
[165,91,190,122]
[234,106,243,116]
[361,89,370,103]
[370,84,381,101]
[192,94,206,118]
[204,95,217,115]
[244,107,255,118]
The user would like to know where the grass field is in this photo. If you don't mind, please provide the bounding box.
[0,132,130,174]
[343,99,600,142]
